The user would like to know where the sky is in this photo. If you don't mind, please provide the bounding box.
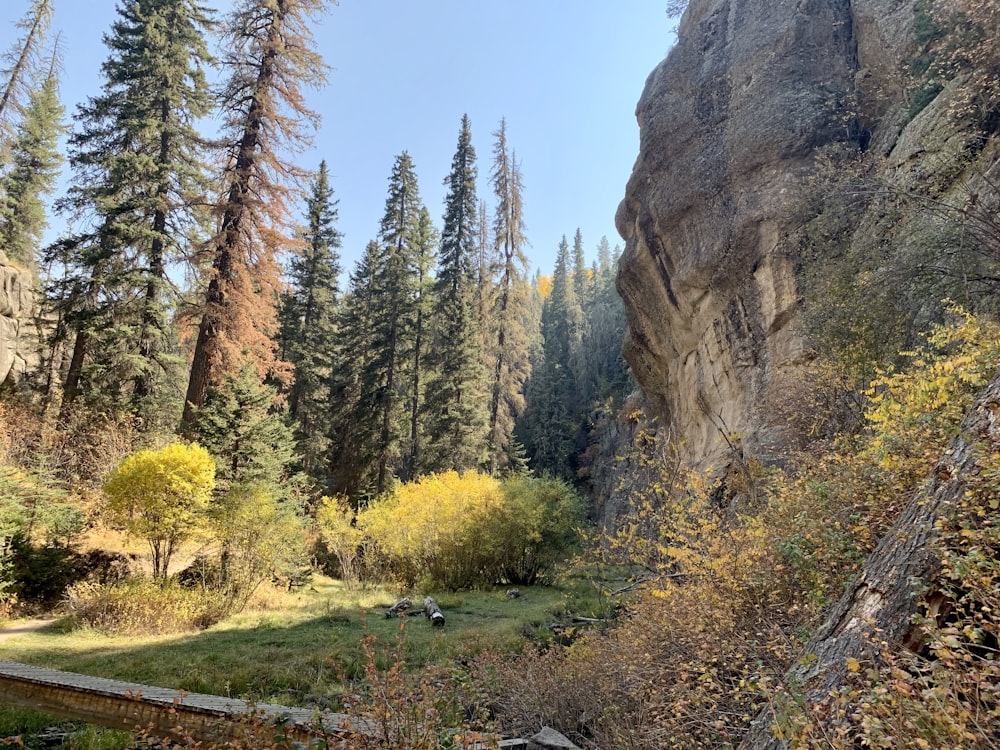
[0,1,677,277]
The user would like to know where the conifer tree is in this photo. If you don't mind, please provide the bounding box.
[486,119,532,474]
[279,160,341,481]
[0,52,64,265]
[423,114,487,473]
[359,152,427,494]
[404,205,437,479]
[51,0,214,423]
[183,0,329,427]
[521,236,581,479]
[186,366,298,494]
[327,239,381,498]
[0,0,53,148]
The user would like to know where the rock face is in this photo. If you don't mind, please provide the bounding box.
[0,250,37,385]
[616,0,919,468]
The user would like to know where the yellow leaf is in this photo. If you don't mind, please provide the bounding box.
[846,657,861,673]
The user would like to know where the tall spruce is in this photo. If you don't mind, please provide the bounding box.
[521,235,581,480]
[423,114,486,473]
[50,0,214,423]
[0,0,53,148]
[327,239,381,499]
[183,0,329,427]
[279,160,341,482]
[0,52,64,265]
[360,152,427,494]
[404,204,437,479]
[486,118,532,474]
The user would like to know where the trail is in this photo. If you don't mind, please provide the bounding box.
[0,617,56,643]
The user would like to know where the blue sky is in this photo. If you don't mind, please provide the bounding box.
[1,1,676,276]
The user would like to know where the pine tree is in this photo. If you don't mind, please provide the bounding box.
[0,52,64,265]
[0,0,53,148]
[521,236,581,480]
[404,205,437,479]
[327,239,381,499]
[423,114,486,474]
[50,0,214,424]
[183,0,329,427]
[186,366,298,494]
[486,119,532,474]
[362,152,427,494]
[279,160,342,481]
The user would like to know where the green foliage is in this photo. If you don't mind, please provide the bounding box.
[0,56,65,265]
[208,483,308,612]
[422,114,488,474]
[279,160,342,483]
[49,0,214,419]
[359,471,584,589]
[186,367,299,495]
[102,441,215,580]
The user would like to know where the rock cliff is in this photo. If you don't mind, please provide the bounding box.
[615,0,944,468]
[0,251,37,385]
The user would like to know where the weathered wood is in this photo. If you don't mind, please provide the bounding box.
[385,596,411,618]
[0,659,364,744]
[423,595,445,626]
[739,370,1000,748]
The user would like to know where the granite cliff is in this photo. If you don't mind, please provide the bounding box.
[616,0,995,468]
[0,251,37,386]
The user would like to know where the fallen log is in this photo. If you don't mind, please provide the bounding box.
[423,596,445,626]
[739,369,1000,748]
[384,596,411,618]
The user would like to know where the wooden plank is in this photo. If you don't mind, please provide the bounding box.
[0,659,358,744]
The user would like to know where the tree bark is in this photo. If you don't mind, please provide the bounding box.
[739,369,1000,748]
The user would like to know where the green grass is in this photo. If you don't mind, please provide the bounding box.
[0,570,626,747]
[0,573,612,700]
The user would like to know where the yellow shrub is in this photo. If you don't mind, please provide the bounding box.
[103,442,215,580]
[359,472,584,589]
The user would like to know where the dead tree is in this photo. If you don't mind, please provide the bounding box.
[423,596,445,626]
[739,369,1000,748]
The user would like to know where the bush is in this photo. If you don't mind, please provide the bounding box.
[102,442,215,580]
[359,471,585,589]
[66,579,226,635]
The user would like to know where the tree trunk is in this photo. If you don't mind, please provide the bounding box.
[739,369,1000,748]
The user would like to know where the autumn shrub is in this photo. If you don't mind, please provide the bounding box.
[66,578,225,635]
[102,441,215,580]
[336,630,499,750]
[315,494,364,585]
[206,483,308,611]
[359,471,584,590]
[477,310,1000,748]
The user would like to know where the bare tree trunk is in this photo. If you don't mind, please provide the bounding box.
[739,369,1000,748]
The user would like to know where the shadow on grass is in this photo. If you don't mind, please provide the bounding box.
[0,581,577,706]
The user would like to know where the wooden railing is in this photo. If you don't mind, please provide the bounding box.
[0,659,528,747]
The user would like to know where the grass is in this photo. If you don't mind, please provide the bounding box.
[0,568,622,748]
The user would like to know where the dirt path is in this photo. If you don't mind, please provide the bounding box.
[0,617,56,643]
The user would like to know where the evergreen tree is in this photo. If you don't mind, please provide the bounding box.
[521,236,581,480]
[50,0,214,424]
[279,160,341,481]
[423,114,487,473]
[361,152,427,494]
[0,53,64,265]
[0,0,53,148]
[486,119,532,474]
[327,239,381,499]
[186,366,298,494]
[183,0,329,427]
[404,204,437,479]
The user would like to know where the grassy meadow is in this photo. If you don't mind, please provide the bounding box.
[0,569,618,748]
